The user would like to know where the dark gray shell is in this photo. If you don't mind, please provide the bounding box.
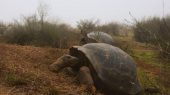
[80,31,113,45]
[70,43,141,95]
[87,31,114,45]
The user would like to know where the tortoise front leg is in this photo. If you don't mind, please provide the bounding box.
[49,55,79,73]
[77,66,96,94]
[63,67,77,76]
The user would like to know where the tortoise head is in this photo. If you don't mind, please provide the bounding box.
[49,55,79,72]
[79,37,98,45]
[61,54,79,66]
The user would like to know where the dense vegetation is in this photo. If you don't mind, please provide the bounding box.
[133,16,170,61]
[0,16,80,48]
[0,17,123,48]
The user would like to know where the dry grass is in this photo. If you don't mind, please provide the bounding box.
[0,43,103,95]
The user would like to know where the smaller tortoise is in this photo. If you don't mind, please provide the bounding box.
[49,43,142,95]
[80,31,114,45]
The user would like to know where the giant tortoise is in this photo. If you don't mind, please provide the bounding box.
[80,31,114,45]
[49,43,142,95]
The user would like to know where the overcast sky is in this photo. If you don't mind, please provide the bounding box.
[0,0,170,26]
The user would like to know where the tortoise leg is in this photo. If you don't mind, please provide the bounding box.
[49,55,79,73]
[63,67,77,76]
[77,66,96,94]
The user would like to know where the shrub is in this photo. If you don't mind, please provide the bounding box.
[77,19,123,37]
[133,16,170,61]
[0,22,7,35]
[3,15,80,48]
[97,22,121,36]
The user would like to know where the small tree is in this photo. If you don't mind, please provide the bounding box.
[97,22,121,36]
[37,1,48,31]
[77,19,98,36]
[0,22,6,35]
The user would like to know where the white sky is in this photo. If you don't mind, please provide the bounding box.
[0,0,170,26]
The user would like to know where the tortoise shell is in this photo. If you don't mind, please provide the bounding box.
[79,31,114,45]
[69,43,141,95]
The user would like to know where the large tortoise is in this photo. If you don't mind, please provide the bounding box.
[80,31,114,45]
[49,43,142,95]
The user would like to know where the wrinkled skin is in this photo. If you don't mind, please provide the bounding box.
[49,55,79,72]
[77,66,94,85]
[49,55,96,94]
[79,37,98,45]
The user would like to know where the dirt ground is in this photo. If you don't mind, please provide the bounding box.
[0,44,104,95]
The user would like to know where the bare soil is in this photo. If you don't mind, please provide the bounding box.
[0,43,103,95]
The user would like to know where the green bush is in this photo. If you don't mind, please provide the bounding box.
[133,17,161,43]
[133,16,170,61]
[3,15,80,48]
[0,22,7,35]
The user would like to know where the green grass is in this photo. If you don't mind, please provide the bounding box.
[114,36,170,94]
[137,68,160,89]
[137,68,170,95]
[133,49,161,66]
[137,68,164,95]
[5,72,28,86]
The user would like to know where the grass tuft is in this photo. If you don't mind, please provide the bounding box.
[46,87,59,95]
[5,72,28,86]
